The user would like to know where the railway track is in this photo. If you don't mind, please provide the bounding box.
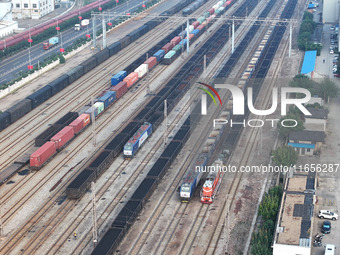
[0,0,219,226]
[117,0,298,254]
[0,1,233,253]
[0,0,217,170]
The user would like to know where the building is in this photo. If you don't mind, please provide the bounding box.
[11,0,55,19]
[0,0,18,37]
[304,108,328,131]
[272,171,316,255]
[323,0,339,23]
[288,130,325,155]
[300,51,317,78]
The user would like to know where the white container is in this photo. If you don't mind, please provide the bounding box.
[134,63,149,78]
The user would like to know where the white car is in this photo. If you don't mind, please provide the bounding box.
[324,244,335,255]
[319,210,338,220]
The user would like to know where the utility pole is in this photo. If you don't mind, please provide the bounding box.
[163,100,167,146]
[91,96,96,146]
[289,22,292,57]
[186,19,190,54]
[92,13,96,48]
[203,54,206,73]
[91,182,98,249]
[102,15,107,49]
[232,18,235,54]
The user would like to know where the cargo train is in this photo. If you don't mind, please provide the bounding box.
[92,0,297,251]
[124,122,152,159]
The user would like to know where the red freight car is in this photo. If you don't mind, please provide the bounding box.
[197,24,206,31]
[162,42,173,54]
[170,36,181,47]
[123,72,139,88]
[110,81,128,99]
[30,141,57,169]
[185,34,195,41]
[144,57,157,70]
[69,113,91,134]
[192,21,200,29]
[50,126,75,150]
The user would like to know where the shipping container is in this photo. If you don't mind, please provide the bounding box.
[30,141,56,169]
[123,72,139,88]
[98,91,116,108]
[192,21,200,29]
[173,44,182,53]
[134,64,148,78]
[185,34,195,41]
[94,102,104,116]
[185,25,194,34]
[170,36,181,47]
[208,8,215,15]
[51,126,75,150]
[191,29,200,36]
[197,17,206,24]
[85,106,98,120]
[144,57,157,70]
[179,39,187,47]
[111,71,127,86]
[161,42,173,54]
[178,31,186,38]
[110,81,128,99]
[69,113,91,134]
[197,24,206,31]
[153,49,165,62]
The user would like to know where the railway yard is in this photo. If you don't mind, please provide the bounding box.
[0,0,319,254]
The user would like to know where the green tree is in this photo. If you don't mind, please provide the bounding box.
[317,77,339,102]
[289,74,316,94]
[271,145,298,167]
[277,112,304,139]
[59,55,66,64]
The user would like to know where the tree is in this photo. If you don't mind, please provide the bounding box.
[317,77,339,102]
[277,112,304,139]
[289,74,316,94]
[59,55,65,64]
[271,145,298,167]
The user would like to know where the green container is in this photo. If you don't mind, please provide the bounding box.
[203,11,210,18]
[94,102,104,115]
[173,45,182,52]
[197,17,206,24]
[215,9,221,15]
[164,50,176,59]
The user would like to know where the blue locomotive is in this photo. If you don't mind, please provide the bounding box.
[123,122,152,158]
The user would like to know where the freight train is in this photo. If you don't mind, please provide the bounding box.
[28,0,225,170]
[0,0,200,132]
[124,122,152,158]
[92,0,298,252]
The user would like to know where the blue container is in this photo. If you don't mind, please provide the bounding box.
[191,29,200,36]
[179,39,187,46]
[98,91,116,109]
[111,71,127,86]
[153,49,165,63]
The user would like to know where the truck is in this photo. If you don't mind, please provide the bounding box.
[75,19,90,31]
[43,37,59,50]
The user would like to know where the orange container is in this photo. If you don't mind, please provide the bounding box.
[123,72,139,88]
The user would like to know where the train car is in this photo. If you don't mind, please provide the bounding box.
[134,64,148,78]
[179,156,207,202]
[110,81,128,99]
[30,141,57,170]
[200,169,222,203]
[98,91,116,109]
[153,49,165,62]
[69,113,91,134]
[111,71,127,86]
[50,126,75,150]
[123,72,139,88]
[144,57,157,70]
[123,122,152,159]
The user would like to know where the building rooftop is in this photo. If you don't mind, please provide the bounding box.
[275,171,315,247]
[289,130,325,143]
[301,51,317,74]
[306,107,328,119]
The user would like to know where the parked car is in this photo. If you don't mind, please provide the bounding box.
[324,244,336,255]
[319,210,338,220]
[330,49,334,54]
[330,26,335,31]
[322,221,331,234]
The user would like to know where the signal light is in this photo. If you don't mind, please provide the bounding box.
[60,48,65,52]
[56,26,60,31]
[28,65,33,70]
[28,38,33,43]
[98,7,102,11]
[86,34,91,38]
[108,22,112,26]
[78,16,82,20]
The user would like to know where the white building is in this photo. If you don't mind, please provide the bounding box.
[0,0,18,38]
[11,0,55,19]
[272,171,316,255]
[323,0,339,23]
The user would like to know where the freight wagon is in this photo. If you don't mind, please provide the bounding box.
[30,142,57,170]
[180,156,207,202]
[111,71,127,86]
[123,122,152,158]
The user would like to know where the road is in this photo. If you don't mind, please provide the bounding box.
[0,0,152,85]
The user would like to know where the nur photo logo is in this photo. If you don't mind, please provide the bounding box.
[197,82,222,115]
